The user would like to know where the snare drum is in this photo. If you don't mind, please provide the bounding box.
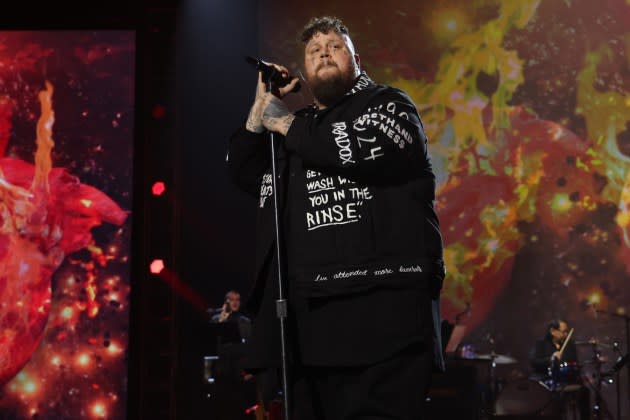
[548,360,581,391]
[558,361,580,383]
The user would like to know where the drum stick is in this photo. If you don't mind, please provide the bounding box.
[558,328,574,358]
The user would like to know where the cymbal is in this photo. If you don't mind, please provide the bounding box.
[582,355,610,364]
[575,339,612,349]
[473,353,518,364]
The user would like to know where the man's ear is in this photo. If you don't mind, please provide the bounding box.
[355,53,361,69]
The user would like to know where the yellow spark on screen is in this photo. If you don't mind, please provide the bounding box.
[91,402,106,418]
[430,8,469,44]
[616,173,630,238]
[61,306,73,319]
[107,341,123,356]
[81,199,93,208]
[106,276,119,286]
[445,18,458,32]
[87,284,96,301]
[23,381,36,394]
[88,244,103,255]
[551,193,572,214]
[50,355,61,366]
[588,291,602,305]
[77,353,90,367]
[484,239,499,252]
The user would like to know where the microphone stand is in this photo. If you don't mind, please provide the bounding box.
[611,343,624,420]
[265,75,291,420]
[597,309,630,419]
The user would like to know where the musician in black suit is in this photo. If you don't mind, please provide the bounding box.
[210,290,252,342]
[530,319,578,378]
[529,319,590,419]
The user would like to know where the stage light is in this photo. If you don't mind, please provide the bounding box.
[245,404,259,414]
[152,181,166,196]
[152,104,166,119]
[150,259,165,274]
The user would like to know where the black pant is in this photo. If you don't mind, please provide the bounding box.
[292,341,434,420]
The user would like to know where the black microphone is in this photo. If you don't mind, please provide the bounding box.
[224,298,232,314]
[245,56,301,93]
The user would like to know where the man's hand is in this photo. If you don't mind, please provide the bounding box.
[218,303,229,323]
[261,95,295,136]
[551,351,562,361]
[246,62,298,136]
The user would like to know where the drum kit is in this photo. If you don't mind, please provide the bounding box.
[456,336,621,419]
[497,342,622,420]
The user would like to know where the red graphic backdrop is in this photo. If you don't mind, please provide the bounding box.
[0,32,134,419]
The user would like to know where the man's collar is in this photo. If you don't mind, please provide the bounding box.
[348,71,374,95]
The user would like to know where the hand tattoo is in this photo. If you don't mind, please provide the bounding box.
[262,95,294,135]
[246,99,265,133]
[263,95,290,119]
[277,114,295,135]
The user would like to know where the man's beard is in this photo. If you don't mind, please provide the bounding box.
[307,64,358,107]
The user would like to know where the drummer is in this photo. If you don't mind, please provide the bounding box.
[529,318,578,378]
[528,319,590,419]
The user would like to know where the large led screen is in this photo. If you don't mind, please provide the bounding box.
[0,31,134,419]
[260,0,630,416]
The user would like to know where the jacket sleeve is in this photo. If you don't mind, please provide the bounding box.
[529,340,551,372]
[284,88,432,184]
[226,125,270,196]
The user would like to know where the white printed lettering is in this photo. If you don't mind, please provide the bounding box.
[308,194,329,207]
[364,147,384,161]
[332,121,355,165]
[399,265,423,273]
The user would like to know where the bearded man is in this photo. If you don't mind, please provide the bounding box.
[227,16,445,419]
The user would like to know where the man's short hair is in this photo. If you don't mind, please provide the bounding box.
[547,319,566,332]
[300,16,350,44]
[225,290,240,300]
